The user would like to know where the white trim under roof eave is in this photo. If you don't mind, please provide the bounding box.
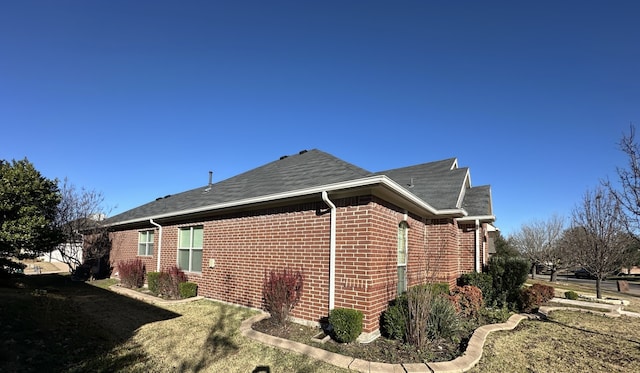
[457,215,496,223]
[110,175,467,227]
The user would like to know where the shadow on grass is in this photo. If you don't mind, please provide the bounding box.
[543,313,640,346]
[0,274,180,372]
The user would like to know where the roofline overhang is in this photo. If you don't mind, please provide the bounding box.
[456,215,496,223]
[107,175,468,228]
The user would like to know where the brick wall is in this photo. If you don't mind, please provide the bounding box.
[108,195,477,334]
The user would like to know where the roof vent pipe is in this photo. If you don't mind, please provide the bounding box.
[205,171,213,192]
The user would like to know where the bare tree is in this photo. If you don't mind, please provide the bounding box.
[510,214,566,281]
[568,187,629,298]
[54,178,110,273]
[604,124,640,238]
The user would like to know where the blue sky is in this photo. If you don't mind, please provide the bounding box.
[1,1,638,236]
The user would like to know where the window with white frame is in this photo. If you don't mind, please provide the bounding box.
[178,226,203,272]
[138,230,154,256]
[397,221,409,294]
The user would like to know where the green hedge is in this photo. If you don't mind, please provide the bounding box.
[147,272,160,294]
[329,308,363,343]
[179,282,198,298]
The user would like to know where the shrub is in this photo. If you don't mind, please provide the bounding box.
[458,272,493,305]
[179,282,198,298]
[565,290,579,300]
[381,294,408,341]
[518,286,542,313]
[329,308,363,343]
[488,256,529,307]
[531,283,555,303]
[405,284,434,348]
[478,306,512,324]
[427,295,461,341]
[158,266,187,299]
[262,267,304,326]
[448,285,483,319]
[118,258,145,288]
[147,272,160,293]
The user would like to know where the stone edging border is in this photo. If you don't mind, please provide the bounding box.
[239,313,527,373]
[108,284,204,305]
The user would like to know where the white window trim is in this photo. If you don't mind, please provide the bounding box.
[397,221,409,293]
[177,226,203,273]
[138,230,154,256]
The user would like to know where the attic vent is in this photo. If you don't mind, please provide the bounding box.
[279,155,289,160]
[299,149,308,154]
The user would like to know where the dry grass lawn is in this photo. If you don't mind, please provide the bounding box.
[3,273,639,373]
[469,310,640,373]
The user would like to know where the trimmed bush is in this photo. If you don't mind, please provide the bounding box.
[458,272,493,305]
[531,283,555,303]
[329,308,364,343]
[427,295,461,341]
[518,286,542,313]
[147,272,160,293]
[179,282,198,298]
[118,258,145,289]
[381,295,408,341]
[448,285,483,319]
[565,290,579,300]
[262,267,304,326]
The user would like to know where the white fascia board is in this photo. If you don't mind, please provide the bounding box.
[457,215,496,223]
[455,169,471,208]
[110,175,467,227]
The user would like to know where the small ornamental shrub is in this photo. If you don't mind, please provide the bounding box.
[478,306,512,324]
[179,282,198,298]
[427,295,461,341]
[518,286,542,313]
[262,268,304,327]
[531,283,555,303]
[458,272,493,305]
[329,308,364,343]
[448,285,483,319]
[147,272,160,293]
[565,290,579,300]
[118,258,145,289]
[381,294,408,341]
[406,284,434,348]
[158,266,188,299]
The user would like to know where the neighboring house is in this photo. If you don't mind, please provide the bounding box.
[103,149,496,341]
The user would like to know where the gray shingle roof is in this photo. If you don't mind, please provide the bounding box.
[106,149,371,224]
[461,185,493,216]
[375,159,469,210]
[106,149,493,226]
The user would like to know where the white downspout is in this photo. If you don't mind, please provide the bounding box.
[475,219,480,272]
[322,191,336,311]
[150,219,162,272]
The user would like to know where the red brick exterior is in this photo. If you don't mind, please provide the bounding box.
[108,194,487,334]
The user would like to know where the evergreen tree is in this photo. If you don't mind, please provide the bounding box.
[0,159,63,274]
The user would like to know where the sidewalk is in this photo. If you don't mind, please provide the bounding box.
[22,261,69,275]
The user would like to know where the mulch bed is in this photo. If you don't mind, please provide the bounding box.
[251,317,466,364]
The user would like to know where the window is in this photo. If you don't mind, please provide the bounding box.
[178,226,203,272]
[138,230,154,256]
[397,221,409,294]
